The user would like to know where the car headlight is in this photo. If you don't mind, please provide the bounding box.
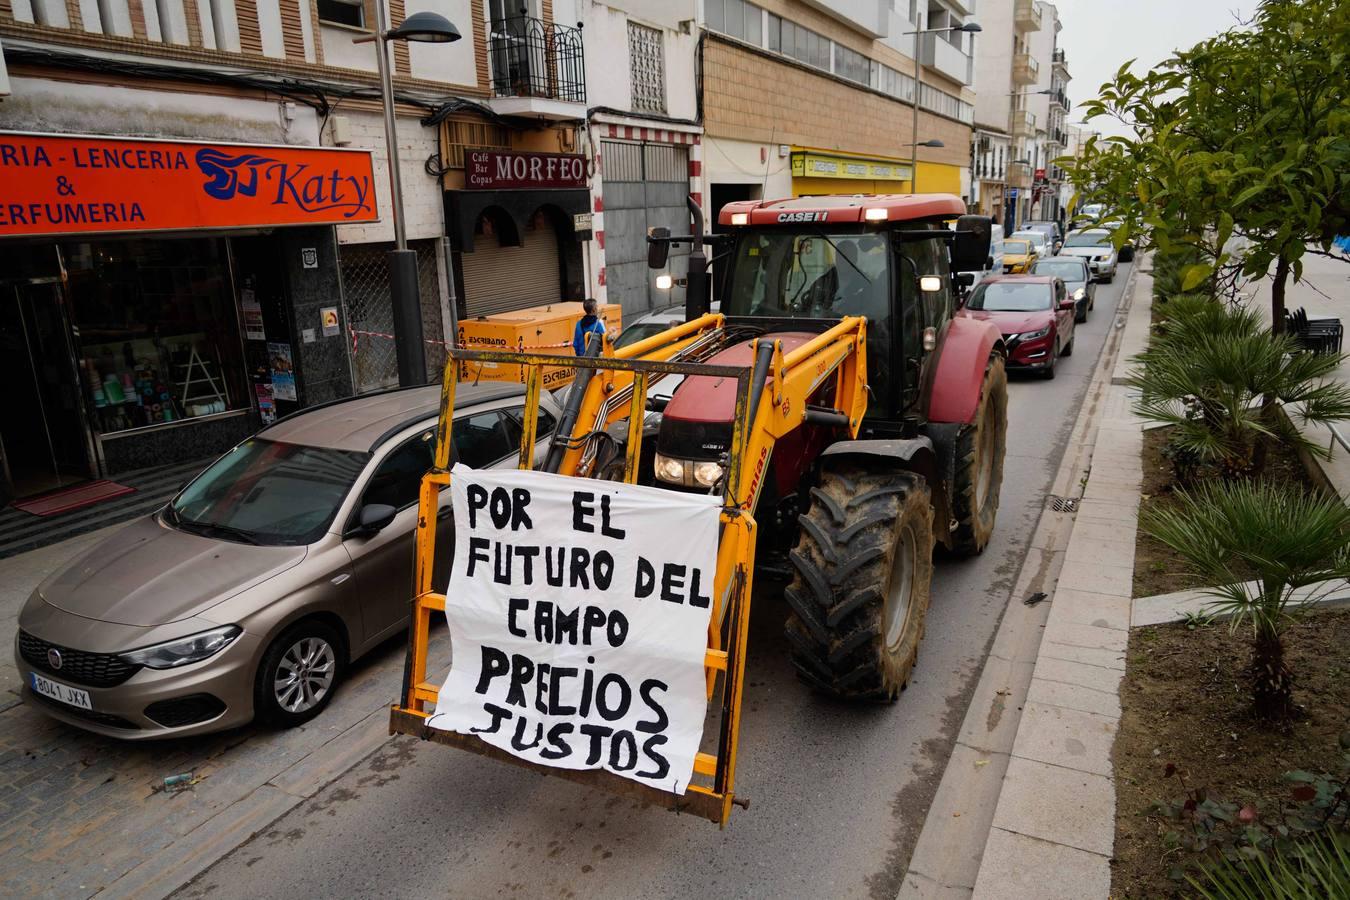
[1073,288,1086,301]
[693,461,725,488]
[1020,325,1052,341]
[654,453,686,484]
[120,625,241,669]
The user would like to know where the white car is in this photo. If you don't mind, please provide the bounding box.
[1010,229,1052,259]
[1060,229,1119,282]
[613,302,721,411]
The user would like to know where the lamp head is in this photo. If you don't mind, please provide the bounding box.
[388,11,461,42]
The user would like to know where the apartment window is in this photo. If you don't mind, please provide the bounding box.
[834,45,871,86]
[628,22,667,114]
[706,0,761,44]
[317,0,364,29]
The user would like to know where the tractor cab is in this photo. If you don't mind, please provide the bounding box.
[647,195,992,514]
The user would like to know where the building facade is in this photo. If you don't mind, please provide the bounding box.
[698,0,976,217]
[0,0,594,500]
[969,0,1040,228]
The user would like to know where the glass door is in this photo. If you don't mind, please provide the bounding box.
[0,280,93,499]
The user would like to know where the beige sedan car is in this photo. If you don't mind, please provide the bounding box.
[15,382,561,738]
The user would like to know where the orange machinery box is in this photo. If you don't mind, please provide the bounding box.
[456,301,622,390]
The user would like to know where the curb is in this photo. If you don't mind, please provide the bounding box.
[899,261,1144,899]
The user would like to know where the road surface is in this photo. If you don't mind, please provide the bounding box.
[179,266,1132,900]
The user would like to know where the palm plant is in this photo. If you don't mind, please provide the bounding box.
[1141,480,1350,721]
[1129,306,1350,478]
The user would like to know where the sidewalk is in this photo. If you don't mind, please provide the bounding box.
[962,269,1151,899]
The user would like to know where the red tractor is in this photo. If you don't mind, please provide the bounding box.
[644,194,1007,701]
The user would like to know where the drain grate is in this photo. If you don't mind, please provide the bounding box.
[1048,495,1080,513]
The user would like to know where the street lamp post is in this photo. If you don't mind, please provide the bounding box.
[906,19,980,195]
[907,139,944,189]
[355,11,461,387]
[1004,89,1051,229]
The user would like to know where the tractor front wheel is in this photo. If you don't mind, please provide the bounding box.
[783,464,934,701]
[951,356,1008,556]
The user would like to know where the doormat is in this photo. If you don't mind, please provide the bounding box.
[13,480,136,517]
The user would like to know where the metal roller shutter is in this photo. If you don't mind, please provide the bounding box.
[600,139,690,316]
[462,217,562,318]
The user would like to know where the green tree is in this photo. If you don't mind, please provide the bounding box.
[1065,0,1350,331]
[1142,481,1350,721]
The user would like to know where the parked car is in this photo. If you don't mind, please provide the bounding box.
[1022,221,1063,253]
[958,275,1075,379]
[1061,228,1119,282]
[1010,229,1053,259]
[1001,238,1039,274]
[1031,256,1095,322]
[14,383,564,739]
[614,302,721,415]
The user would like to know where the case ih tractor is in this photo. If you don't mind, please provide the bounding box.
[391,192,1006,822]
[643,193,1007,700]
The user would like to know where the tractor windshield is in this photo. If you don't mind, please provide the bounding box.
[721,231,891,322]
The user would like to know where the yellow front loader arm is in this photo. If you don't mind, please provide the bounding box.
[390,315,869,826]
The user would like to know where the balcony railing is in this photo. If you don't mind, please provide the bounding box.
[1014,0,1042,32]
[1006,161,1032,189]
[1011,108,1036,139]
[1012,51,1039,86]
[489,15,586,103]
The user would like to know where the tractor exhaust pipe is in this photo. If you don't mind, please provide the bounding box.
[685,195,711,324]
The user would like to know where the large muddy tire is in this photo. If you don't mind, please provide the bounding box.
[951,356,1008,556]
[783,464,934,701]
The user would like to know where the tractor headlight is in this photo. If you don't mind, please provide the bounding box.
[1072,288,1086,301]
[654,453,686,484]
[120,625,241,669]
[692,461,725,488]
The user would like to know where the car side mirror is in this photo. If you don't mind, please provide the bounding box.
[1058,300,1076,311]
[357,503,397,534]
[985,255,994,270]
[647,226,671,269]
[956,272,975,288]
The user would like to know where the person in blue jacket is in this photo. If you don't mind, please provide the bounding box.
[572,299,607,355]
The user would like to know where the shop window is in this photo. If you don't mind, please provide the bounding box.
[628,22,666,114]
[64,238,248,436]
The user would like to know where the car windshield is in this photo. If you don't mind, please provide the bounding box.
[722,230,891,320]
[1012,232,1046,247]
[169,439,368,546]
[1003,240,1031,256]
[1066,231,1112,248]
[614,321,674,350]
[990,241,1005,256]
[967,282,1052,312]
[1032,261,1087,281]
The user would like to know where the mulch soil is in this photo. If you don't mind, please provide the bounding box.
[1132,426,1319,598]
[1110,607,1350,897]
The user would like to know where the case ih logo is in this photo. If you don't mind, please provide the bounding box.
[776,211,827,223]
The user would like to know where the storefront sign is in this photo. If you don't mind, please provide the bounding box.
[0,132,378,238]
[465,149,587,191]
[790,151,912,182]
[427,465,721,794]
[572,212,593,232]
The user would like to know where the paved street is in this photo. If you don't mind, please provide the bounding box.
[134,265,1133,900]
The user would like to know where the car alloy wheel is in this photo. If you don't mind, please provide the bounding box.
[274,636,336,713]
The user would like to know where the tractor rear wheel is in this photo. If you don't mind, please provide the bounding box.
[951,356,1008,556]
[783,464,933,701]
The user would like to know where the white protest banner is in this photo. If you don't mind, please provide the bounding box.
[427,464,722,795]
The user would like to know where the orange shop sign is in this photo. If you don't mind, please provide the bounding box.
[0,132,379,238]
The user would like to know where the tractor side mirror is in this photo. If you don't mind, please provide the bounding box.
[952,215,992,272]
[647,226,671,269]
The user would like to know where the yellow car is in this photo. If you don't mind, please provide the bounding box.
[1002,238,1038,273]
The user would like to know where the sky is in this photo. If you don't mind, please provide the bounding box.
[1049,0,1259,136]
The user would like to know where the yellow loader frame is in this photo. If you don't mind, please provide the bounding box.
[389,313,869,826]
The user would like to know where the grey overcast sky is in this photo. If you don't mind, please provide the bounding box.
[1049,0,1258,135]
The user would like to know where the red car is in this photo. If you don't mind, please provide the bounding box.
[958,275,1075,379]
